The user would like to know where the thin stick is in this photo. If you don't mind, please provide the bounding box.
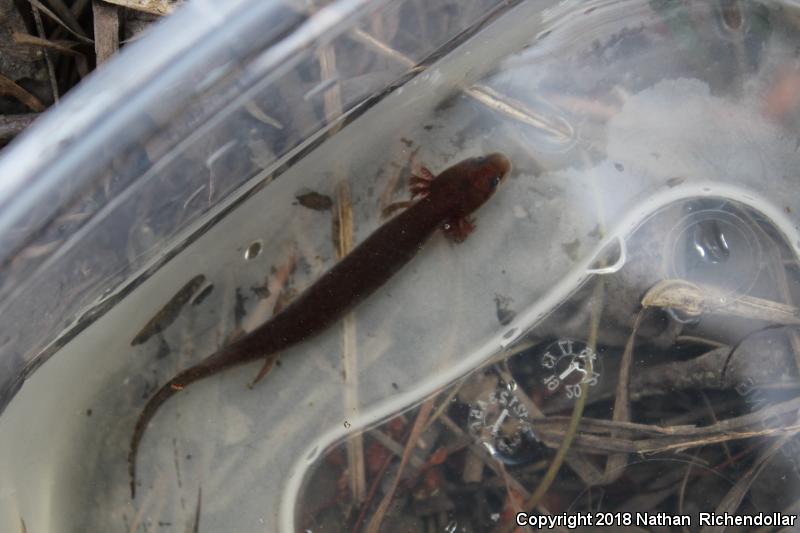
[364,400,434,533]
[351,417,412,532]
[348,28,570,138]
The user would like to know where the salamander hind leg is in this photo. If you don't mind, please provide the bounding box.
[441,217,476,243]
[248,352,280,388]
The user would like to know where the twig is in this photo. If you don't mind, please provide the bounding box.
[364,400,434,533]
[317,39,343,136]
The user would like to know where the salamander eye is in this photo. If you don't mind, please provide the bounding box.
[489,175,502,189]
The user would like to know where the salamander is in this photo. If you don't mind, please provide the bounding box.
[128,153,512,497]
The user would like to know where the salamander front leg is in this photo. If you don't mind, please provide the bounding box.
[409,166,434,199]
[382,166,435,218]
[441,217,476,243]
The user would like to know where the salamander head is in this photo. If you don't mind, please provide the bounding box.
[436,152,511,217]
[471,152,512,194]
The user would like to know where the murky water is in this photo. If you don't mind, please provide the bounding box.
[3,0,800,532]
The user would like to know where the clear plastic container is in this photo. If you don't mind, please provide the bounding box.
[2,0,800,531]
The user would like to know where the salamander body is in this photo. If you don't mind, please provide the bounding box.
[128,153,512,497]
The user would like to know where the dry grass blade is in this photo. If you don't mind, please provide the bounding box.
[335,179,367,504]
[101,0,181,16]
[536,395,800,439]
[527,357,591,506]
[43,0,87,37]
[369,429,427,468]
[494,364,592,533]
[188,487,201,533]
[531,416,694,437]
[92,1,120,65]
[348,28,569,136]
[0,74,46,112]
[30,4,58,102]
[600,308,642,483]
[317,44,343,134]
[364,400,434,533]
[497,281,605,533]
[12,32,80,53]
[644,279,800,324]
[424,377,465,432]
[635,425,800,453]
[438,413,531,499]
[678,451,699,533]
[27,0,93,43]
[350,28,415,67]
[559,424,800,454]
[712,293,800,324]
[466,84,573,142]
[71,0,93,19]
[494,364,604,485]
[244,101,283,130]
[13,32,89,77]
[350,419,415,532]
[700,433,796,533]
[642,279,704,317]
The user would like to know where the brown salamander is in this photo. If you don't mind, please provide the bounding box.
[128,153,512,497]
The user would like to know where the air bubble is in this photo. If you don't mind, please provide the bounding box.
[244,240,263,260]
[665,207,761,301]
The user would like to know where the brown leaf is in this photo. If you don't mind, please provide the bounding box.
[296,191,333,211]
